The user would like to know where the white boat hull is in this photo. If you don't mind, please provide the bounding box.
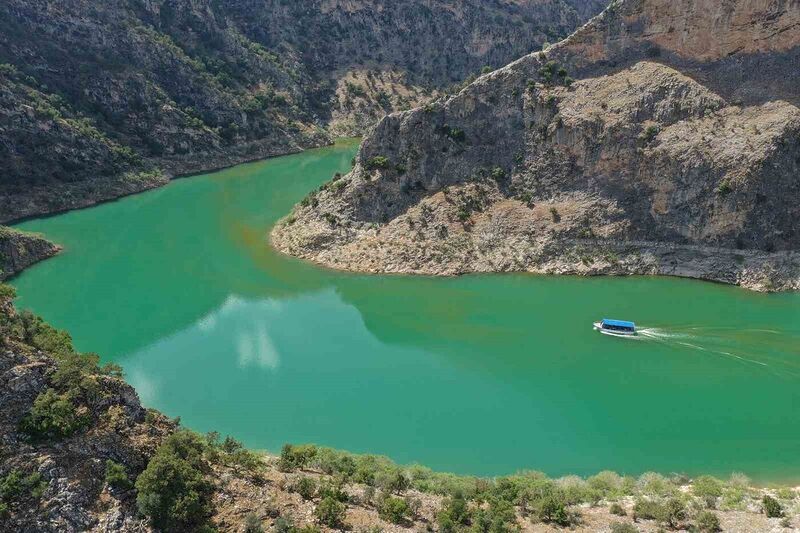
[593,322,637,336]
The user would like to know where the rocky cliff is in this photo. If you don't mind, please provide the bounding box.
[272,0,800,291]
[0,0,605,222]
[0,227,60,280]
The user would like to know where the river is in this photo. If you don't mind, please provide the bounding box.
[11,139,800,481]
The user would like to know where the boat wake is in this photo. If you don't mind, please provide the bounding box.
[635,326,800,375]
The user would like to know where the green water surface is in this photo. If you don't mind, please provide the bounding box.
[11,139,800,481]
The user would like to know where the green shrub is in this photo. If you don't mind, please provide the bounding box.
[533,490,570,525]
[437,491,471,530]
[716,180,732,195]
[490,167,506,181]
[135,430,215,531]
[19,389,89,441]
[365,156,391,170]
[660,497,687,528]
[244,512,264,533]
[104,460,132,490]
[315,495,346,528]
[378,494,410,524]
[695,510,721,532]
[641,125,660,143]
[610,523,638,533]
[294,476,317,500]
[0,469,46,518]
[279,444,317,472]
[588,471,625,499]
[762,495,783,518]
[549,206,561,223]
[636,472,675,498]
[692,476,722,508]
[610,502,626,516]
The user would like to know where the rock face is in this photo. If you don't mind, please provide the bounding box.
[272,0,800,291]
[0,227,60,280]
[0,298,173,532]
[0,0,605,222]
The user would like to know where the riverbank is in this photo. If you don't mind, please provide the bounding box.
[0,226,60,280]
[0,134,331,225]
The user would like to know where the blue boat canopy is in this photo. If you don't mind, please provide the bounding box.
[602,319,636,329]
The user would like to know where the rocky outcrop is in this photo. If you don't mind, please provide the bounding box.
[272,0,800,291]
[0,0,605,222]
[0,298,173,532]
[0,226,60,279]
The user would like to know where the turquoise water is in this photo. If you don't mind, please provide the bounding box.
[11,140,800,481]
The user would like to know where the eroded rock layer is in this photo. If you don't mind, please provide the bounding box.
[272,0,800,291]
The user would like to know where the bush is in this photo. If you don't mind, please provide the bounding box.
[695,510,721,532]
[692,476,722,508]
[762,495,783,518]
[315,495,346,528]
[365,156,390,170]
[244,513,264,533]
[378,494,410,524]
[104,460,132,491]
[641,125,660,143]
[610,523,638,533]
[135,430,215,531]
[610,502,626,516]
[19,389,89,441]
[279,444,317,472]
[437,491,471,530]
[588,470,625,499]
[533,491,570,525]
[294,476,317,500]
[716,180,732,195]
[549,206,561,223]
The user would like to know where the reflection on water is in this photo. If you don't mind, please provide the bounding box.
[10,140,800,482]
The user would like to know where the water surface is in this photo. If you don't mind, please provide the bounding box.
[12,139,800,481]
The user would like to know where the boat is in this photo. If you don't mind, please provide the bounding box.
[593,318,637,336]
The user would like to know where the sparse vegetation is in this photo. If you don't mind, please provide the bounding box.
[763,494,783,517]
[365,156,391,170]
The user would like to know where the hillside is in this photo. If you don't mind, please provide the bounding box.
[272,0,800,291]
[0,0,605,223]
[0,287,795,532]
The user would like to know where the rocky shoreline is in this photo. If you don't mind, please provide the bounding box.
[0,227,60,280]
[271,0,800,292]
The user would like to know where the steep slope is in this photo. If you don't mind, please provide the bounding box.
[0,0,606,222]
[272,0,800,291]
[0,227,60,280]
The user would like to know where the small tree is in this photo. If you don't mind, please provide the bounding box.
[135,431,215,531]
[609,502,626,516]
[104,460,132,491]
[762,495,783,518]
[315,495,346,528]
[294,476,317,501]
[379,495,410,524]
[695,510,721,532]
[692,476,722,508]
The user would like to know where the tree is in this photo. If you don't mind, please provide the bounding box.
[695,510,721,532]
[19,389,88,440]
[762,495,783,518]
[104,460,132,491]
[378,494,410,524]
[315,495,346,528]
[692,476,722,508]
[135,430,215,531]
